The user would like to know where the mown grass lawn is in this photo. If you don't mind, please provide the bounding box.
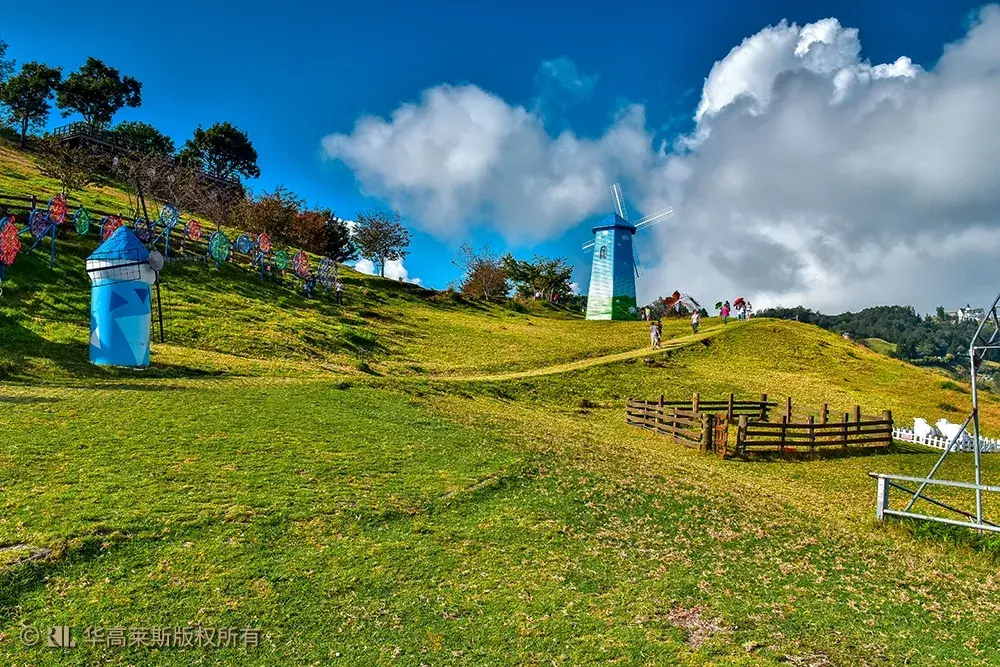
[5,138,1000,665]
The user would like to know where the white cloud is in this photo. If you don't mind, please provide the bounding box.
[322,84,650,242]
[353,257,421,285]
[325,5,1000,313]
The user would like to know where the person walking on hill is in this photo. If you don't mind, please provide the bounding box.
[650,320,661,349]
[691,310,701,334]
[335,279,344,305]
[721,301,730,324]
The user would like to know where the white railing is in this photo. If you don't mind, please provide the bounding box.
[893,427,1000,453]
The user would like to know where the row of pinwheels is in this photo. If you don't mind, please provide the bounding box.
[0,193,338,288]
[204,229,338,286]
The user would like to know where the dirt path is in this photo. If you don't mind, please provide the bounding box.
[429,327,723,382]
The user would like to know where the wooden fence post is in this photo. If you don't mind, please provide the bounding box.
[884,410,893,445]
[808,415,815,453]
[701,413,714,453]
[737,415,748,453]
[821,403,828,425]
[658,394,664,432]
[843,412,850,449]
[779,415,787,455]
[692,392,700,414]
[727,393,734,421]
[786,396,792,421]
[855,405,862,434]
[760,394,768,421]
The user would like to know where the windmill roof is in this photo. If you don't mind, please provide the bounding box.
[591,213,636,234]
[87,226,150,263]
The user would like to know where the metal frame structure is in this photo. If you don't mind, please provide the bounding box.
[871,292,1000,532]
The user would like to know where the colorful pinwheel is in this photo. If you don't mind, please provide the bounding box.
[209,230,231,262]
[73,208,91,235]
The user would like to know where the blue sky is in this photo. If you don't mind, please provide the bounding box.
[0,0,991,303]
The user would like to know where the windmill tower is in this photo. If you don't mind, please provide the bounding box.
[583,183,673,320]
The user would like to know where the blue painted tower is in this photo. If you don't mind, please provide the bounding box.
[86,226,156,367]
[583,183,674,321]
[585,214,638,320]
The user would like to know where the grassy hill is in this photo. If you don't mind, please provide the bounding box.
[3,141,1000,665]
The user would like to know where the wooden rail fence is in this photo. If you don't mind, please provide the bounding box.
[628,393,776,421]
[626,393,894,459]
[736,410,893,455]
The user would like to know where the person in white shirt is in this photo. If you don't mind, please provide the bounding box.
[691,310,701,334]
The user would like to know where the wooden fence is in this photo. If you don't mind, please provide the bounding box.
[736,410,893,455]
[629,393,776,421]
[626,393,894,459]
[626,401,715,451]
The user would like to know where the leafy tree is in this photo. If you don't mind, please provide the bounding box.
[0,62,62,147]
[454,243,509,302]
[112,120,174,155]
[56,57,142,127]
[35,138,95,195]
[501,254,573,300]
[235,186,301,241]
[353,208,410,277]
[0,37,14,83]
[287,209,329,252]
[324,217,357,263]
[179,122,260,181]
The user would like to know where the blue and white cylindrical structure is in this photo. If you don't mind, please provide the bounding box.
[86,226,156,367]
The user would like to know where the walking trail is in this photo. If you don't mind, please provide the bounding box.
[430,327,722,383]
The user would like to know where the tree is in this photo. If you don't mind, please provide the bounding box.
[501,254,573,300]
[35,138,96,195]
[324,217,357,263]
[56,57,142,128]
[235,186,301,242]
[0,62,62,147]
[353,208,411,277]
[0,38,14,84]
[454,243,509,302]
[179,122,260,181]
[112,121,174,156]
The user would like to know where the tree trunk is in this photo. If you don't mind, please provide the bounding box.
[19,116,28,148]
[379,257,386,277]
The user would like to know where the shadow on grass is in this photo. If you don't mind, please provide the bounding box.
[0,396,62,404]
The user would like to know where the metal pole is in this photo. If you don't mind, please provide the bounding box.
[155,277,165,343]
[972,339,983,527]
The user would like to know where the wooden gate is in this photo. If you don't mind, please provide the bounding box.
[712,415,730,459]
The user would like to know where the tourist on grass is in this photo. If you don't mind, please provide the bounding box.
[721,301,730,324]
[650,320,660,349]
[335,279,344,305]
[691,310,700,334]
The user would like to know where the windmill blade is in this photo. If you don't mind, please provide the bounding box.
[633,207,673,231]
[632,245,642,278]
[582,240,595,252]
[610,183,628,221]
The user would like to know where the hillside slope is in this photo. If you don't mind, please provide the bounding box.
[3,141,1000,665]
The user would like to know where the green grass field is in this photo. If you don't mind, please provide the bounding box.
[3,141,1000,665]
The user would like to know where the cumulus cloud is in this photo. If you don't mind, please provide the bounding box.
[325,5,1000,312]
[645,5,1000,312]
[322,84,651,242]
[353,258,421,284]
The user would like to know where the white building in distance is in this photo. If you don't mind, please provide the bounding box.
[947,304,985,323]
